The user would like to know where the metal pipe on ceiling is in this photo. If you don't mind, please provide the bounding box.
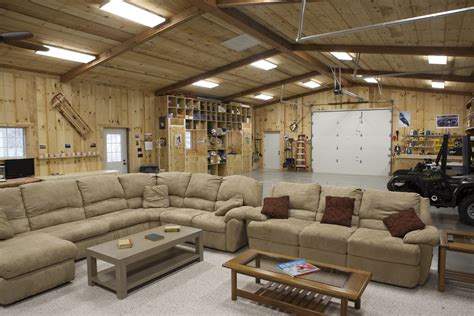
[354,65,474,80]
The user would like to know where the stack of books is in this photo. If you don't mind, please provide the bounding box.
[164,225,181,232]
[117,239,133,249]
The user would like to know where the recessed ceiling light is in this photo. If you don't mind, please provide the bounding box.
[364,77,378,83]
[432,81,445,89]
[428,55,448,65]
[100,0,166,27]
[330,52,352,61]
[192,80,219,89]
[301,80,321,89]
[35,45,96,63]
[253,93,273,100]
[251,59,277,70]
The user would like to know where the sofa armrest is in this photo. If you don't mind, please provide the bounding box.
[224,206,268,223]
[403,226,440,246]
[246,207,268,222]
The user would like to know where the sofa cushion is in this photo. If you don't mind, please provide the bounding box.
[0,210,14,240]
[77,176,127,217]
[383,209,425,238]
[217,175,263,207]
[21,180,86,230]
[348,228,420,265]
[0,188,30,234]
[185,173,221,201]
[192,213,227,233]
[0,232,77,279]
[93,209,150,231]
[139,207,170,222]
[160,208,208,226]
[143,185,169,208]
[215,195,244,216]
[38,219,109,242]
[272,182,320,220]
[169,196,184,208]
[261,196,289,219]
[157,172,191,197]
[320,196,355,227]
[299,223,356,254]
[183,197,215,212]
[247,218,313,246]
[119,173,156,208]
[359,190,421,231]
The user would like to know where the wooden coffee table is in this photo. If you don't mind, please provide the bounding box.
[223,250,371,316]
[438,229,474,291]
[86,226,203,299]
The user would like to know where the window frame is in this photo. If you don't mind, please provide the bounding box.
[0,127,27,160]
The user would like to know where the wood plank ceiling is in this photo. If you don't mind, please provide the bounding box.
[0,0,472,106]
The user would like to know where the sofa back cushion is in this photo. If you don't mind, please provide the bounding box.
[271,182,320,220]
[183,173,221,212]
[157,172,192,207]
[316,185,363,226]
[359,189,421,230]
[21,180,85,230]
[217,175,263,207]
[0,187,30,234]
[119,173,156,208]
[77,175,127,218]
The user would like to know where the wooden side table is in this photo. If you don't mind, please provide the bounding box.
[438,229,474,291]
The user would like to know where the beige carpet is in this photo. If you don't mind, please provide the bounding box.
[1,247,472,316]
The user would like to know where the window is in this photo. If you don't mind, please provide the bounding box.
[106,133,122,163]
[0,128,25,159]
[185,131,192,150]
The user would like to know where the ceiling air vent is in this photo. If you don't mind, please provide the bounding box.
[221,34,260,52]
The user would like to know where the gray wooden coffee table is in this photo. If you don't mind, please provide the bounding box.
[86,226,203,299]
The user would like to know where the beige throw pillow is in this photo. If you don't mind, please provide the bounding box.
[143,185,170,208]
[215,195,244,216]
[0,210,14,240]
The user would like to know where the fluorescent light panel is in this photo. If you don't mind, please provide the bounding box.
[432,81,445,89]
[364,77,378,83]
[251,59,277,70]
[301,80,321,89]
[100,0,166,27]
[428,55,448,65]
[36,45,96,63]
[192,80,219,89]
[253,93,273,100]
[330,52,352,61]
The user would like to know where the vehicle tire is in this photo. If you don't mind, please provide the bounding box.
[458,195,474,226]
[283,162,288,168]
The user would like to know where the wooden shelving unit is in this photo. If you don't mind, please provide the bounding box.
[155,95,252,175]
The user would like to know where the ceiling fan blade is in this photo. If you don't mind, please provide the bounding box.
[5,41,49,52]
[0,32,33,42]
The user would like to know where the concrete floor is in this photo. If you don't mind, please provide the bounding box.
[245,170,474,274]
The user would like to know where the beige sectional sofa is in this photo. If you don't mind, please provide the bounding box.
[0,172,262,305]
[247,182,440,288]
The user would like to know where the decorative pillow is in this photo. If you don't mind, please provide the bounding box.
[0,210,14,240]
[383,208,426,238]
[215,195,244,216]
[320,196,355,227]
[261,196,289,219]
[143,185,169,208]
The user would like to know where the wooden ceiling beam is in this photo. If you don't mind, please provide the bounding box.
[154,49,279,95]
[222,70,320,101]
[354,84,473,97]
[294,44,474,57]
[254,86,334,108]
[340,69,474,83]
[216,0,322,7]
[60,6,201,83]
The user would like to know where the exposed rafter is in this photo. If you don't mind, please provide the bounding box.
[255,86,334,108]
[293,44,474,58]
[216,0,322,7]
[60,6,201,83]
[340,69,474,83]
[154,49,279,95]
[354,84,473,97]
[222,70,320,101]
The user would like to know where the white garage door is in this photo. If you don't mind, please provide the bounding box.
[311,109,392,176]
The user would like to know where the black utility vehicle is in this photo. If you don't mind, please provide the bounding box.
[387,134,474,226]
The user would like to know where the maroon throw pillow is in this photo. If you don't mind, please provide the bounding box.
[261,196,289,219]
[383,208,425,238]
[321,196,355,227]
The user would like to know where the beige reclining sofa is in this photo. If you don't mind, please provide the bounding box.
[0,172,262,305]
[247,182,440,288]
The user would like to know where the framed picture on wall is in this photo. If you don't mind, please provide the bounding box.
[436,114,459,128]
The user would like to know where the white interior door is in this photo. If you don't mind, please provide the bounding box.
[264,132,280,170]
[312,109,392,176]
[104,128,128,174]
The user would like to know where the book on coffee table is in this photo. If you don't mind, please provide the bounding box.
[164,225,181,232]
[145,233,164,241]
[277,259,320,277]
[117,239,133,249]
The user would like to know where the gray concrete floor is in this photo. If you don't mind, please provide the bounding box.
[245,170,474,274]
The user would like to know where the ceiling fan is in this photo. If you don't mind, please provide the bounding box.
[0,32,49,52]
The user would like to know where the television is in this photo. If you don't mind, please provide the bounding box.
[5,158,35,179]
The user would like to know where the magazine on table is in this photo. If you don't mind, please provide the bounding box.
[277,259,321,277]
